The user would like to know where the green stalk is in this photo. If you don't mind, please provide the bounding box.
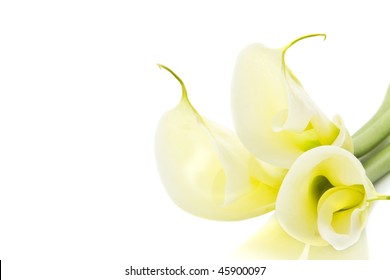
[353,85,390,137]
[353,85,390,158]
[363,143,390,183]
[353,110,390,158]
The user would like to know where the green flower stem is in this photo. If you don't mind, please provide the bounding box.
[353,110,390,158]
[353,85,390,158]
[354,85,390,138]
[363,143,390,183]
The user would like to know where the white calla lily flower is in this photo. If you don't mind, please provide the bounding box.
[231,34,353,168]
[275,145,388,250]
[155,65,286,221]
[156,36,390,260]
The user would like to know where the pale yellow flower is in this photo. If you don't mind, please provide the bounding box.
[276,146,388,251]
[231,35,352,168]
[155,65,286,221]
[155,36,390,260]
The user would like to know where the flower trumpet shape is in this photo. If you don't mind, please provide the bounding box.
[155,65,286,221]
[231,34,353,168]
[275,145,388,251]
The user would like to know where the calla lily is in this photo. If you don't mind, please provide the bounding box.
[231,34,353,168]
[155,65,286,221]
[275,145,389,251]
[156,36,390,260]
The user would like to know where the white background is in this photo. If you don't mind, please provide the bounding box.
[1,0,390,279]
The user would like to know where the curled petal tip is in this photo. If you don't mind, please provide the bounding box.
[282,33,327,67]
[286,33,327,50]
[156,64,183,84]
[156,64,193,109]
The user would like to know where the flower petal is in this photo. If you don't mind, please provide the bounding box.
[155,65,284,221]
[317,186,368,250]
[332,115,354,151]
[308,231,368,260]
[275,145,376,248]
[233,215,308,259]
[233,215,368,260]
[231,35,352,168]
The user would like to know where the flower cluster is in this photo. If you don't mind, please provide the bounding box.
[155,34,390,259]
